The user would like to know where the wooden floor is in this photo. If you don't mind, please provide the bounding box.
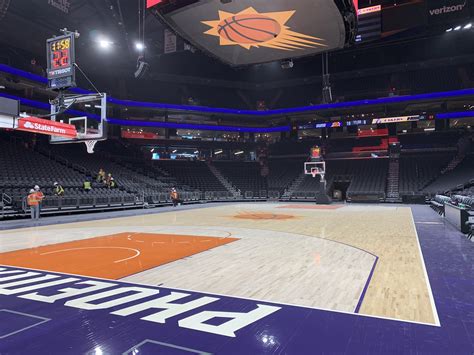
[0,203,438,325]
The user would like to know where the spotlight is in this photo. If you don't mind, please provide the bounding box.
[135,42,145,51]
[280,59,294,69]
[98,38,113,49]
[463,23,472,29]
[454,26,461,31]
[446,28,453,32]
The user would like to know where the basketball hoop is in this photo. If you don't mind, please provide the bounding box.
[311,168,319,178]
[84,140,98,154]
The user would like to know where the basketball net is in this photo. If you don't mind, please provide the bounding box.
[84,140,98,154]
[311,168,319,178]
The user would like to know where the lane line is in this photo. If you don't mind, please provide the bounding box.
[39,246,141,264]
[354,255,379,313]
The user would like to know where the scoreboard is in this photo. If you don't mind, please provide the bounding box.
[46,33,76,90]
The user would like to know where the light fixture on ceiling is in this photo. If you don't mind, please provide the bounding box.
[98,38,113,49]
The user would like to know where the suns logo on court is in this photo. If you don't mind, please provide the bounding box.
[202,7,326,50]
[233,212,296,220]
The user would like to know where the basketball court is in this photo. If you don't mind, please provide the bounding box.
[0,0,473,353]
[2,201,471,353]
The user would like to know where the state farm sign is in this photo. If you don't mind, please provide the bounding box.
[18,116,77,138]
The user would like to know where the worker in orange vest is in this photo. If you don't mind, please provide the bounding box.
[34,185,44,213]
[170,188,180,207]
[27,189,40,219]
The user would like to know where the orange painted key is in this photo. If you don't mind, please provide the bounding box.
[0,232,238,279]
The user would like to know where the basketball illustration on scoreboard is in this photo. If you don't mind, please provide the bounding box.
[202,7,326,50]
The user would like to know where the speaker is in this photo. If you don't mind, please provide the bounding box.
[134,60,149,79]
[322,85,332,103]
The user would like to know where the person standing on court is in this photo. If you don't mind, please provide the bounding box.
[34,185,44,212]
[170,188,179,207]
[27,189,40,219]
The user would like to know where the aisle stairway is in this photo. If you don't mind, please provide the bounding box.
[208,162,241,198]
[386,157,400,202]
[281,171,306,199]
[441,154,465,174]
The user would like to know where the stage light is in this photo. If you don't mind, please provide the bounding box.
[98,38,113,49]
[446,28,453,32]
[135,42,145,51]
[454,26,461,31]
[281,59,294,69]
[464,23,472,30]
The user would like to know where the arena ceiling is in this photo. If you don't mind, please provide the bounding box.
[0,0,473,85]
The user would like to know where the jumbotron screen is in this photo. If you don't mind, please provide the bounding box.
[152,0,352,66]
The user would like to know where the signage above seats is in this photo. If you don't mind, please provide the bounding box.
[17,116,77,138]
[427,0,470,24]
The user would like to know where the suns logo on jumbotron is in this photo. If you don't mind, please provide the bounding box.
[202,7,326,50]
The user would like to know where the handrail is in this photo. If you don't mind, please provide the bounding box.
[1,192,12,205]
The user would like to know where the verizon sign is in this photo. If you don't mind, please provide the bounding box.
[18,116,77,138]
[428,0,469,23]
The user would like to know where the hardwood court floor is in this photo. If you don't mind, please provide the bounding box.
[0,203,437,325]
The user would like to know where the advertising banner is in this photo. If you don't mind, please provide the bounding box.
[427,0,469,23]
[17,116,77,138]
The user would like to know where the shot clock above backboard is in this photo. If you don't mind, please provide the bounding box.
[46,33,76,90]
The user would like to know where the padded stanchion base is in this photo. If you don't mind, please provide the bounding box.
[316,181,331,204]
